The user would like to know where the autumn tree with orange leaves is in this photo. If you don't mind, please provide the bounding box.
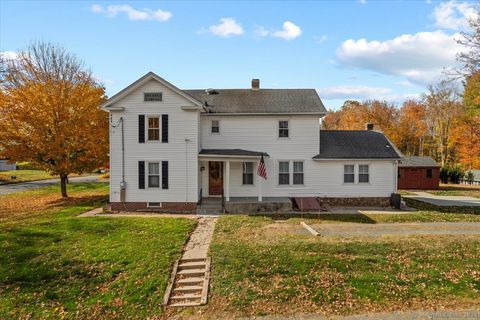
[0,42,108,197]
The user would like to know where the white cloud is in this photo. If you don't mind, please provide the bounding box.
[317,85,421,103]
[396,80,414,87]
[432,1,477,30]
[0,51,18,60]
[91,4,172,22]
[337,31,464,85]
[255,21,302,40]
[272,21,302,40]
[208,18,244,37]
[314,34,328,43]
[359,0,367,4]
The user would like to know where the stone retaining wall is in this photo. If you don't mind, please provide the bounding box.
[317,197,390,207]
[225,201,292,214]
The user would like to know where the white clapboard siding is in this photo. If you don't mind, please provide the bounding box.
[109,79,199,203]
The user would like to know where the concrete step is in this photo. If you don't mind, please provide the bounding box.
[174,285,203,293]
[177,277,205,285]
[178,262,206,270]
[177,269,205,276]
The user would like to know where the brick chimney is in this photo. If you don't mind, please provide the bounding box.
[366,123,374,130]
[251,79,260,90]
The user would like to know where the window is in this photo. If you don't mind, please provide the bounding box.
[344,165,354,183]
[148,202,161,208]
[144,92,162,101]
[242,162,254,185]
[293,161,304,185]
[211,120,220,133]
[279,161,290,185]
[148,162,160,188]
[359,165,369,183]
[279,121,289,138]
[148,117,160,141]
[426,168,433,178]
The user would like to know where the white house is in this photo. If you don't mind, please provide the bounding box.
[101,72,403,213]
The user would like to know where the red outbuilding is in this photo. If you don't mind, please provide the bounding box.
[398,156,440,190]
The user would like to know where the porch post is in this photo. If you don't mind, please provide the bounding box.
[258,162,263,202]
[225,160,230,202]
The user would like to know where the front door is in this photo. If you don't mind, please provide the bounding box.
[209,162,223,196]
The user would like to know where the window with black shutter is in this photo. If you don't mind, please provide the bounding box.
[162,161,169,189]
[162,114,168,143]
[138,115,145,143]
[138,161,145,189]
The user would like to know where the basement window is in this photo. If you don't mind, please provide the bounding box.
[144,92,163,102]
[148,202,161,208]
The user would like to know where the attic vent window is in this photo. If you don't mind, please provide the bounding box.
[144,92,163,102]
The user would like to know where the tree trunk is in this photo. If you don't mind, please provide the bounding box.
[60,173,68,198]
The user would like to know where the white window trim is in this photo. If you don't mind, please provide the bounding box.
[358,164,370,184]
[211,120,220,134]
[278,120,289,139]
[343,164,355,184]
[146,161,161,189]
[146,115,161,142]
[278,160,290,186]
[242,162,254,186]
[293,161,304,185]
[147,202,162,208]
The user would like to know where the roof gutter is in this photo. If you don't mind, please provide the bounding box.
[201,112,326,116]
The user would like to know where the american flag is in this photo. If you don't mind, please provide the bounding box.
[257,155,267,179]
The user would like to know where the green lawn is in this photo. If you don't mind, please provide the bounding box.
[0,183,196,319]
[0,170,54,184]
[207,215,480,318]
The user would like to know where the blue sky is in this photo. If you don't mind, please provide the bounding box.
[0,0,476,109]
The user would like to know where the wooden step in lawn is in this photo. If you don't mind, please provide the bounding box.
[163,257,211,307]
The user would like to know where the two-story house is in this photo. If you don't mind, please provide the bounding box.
[101,72,403,213]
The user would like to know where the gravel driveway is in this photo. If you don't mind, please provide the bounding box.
[310,222,480,238]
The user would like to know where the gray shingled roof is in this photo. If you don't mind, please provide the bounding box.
[184,89,326,114]
[399,156,439,167]
[313,130,403,159]
[199,149,268,157]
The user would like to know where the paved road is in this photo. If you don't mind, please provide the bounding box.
[0,175,102,196]
[404,191,480,207]
[249,309,480,319]
[310,222,480,238]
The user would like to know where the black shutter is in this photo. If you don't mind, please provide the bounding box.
[138,161,145,189]
[162,114,168,143]
[162,161,168,189]
[138,115,145,143]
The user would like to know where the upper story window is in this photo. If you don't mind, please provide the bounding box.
[358,164,370,183]
[344,165,354,183]
[242,162,253,185]
[144,92,163,102]
[279,161,290,185]
[148,162,160,188]
[293,161,304,185]
[148,117,160,141]
[426,168,433,178]
[211,120,220,133]
[279,121,289,138]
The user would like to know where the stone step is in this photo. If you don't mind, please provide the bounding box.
[174,285,203,293]
[177,269,205,277]
[170,293,202,300]
[177,277,205,285]
[178,262,206,270]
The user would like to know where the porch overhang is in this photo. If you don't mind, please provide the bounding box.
[199,149,269,159]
